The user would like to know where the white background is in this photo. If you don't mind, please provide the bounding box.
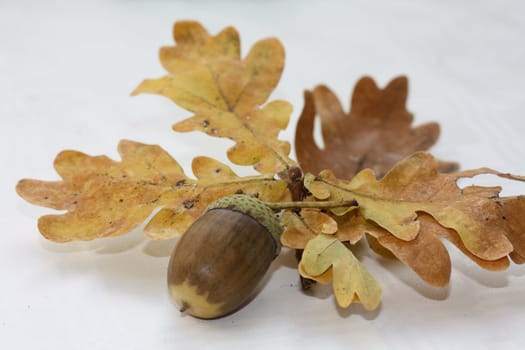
[2,0,525,349]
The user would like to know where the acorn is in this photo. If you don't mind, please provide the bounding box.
[167,194,282,319]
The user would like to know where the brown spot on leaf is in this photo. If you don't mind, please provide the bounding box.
[183,199,195,209]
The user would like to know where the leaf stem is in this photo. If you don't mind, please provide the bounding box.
[263,199,358,210]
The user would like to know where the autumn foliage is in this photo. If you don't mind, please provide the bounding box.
[17,21,525,313]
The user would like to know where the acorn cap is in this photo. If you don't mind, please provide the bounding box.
[206,194,282,255]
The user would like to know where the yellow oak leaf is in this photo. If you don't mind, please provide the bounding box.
[132,21,295,174]
[16,140,290,242]
[299,234,382,310]
[304,152,525,261]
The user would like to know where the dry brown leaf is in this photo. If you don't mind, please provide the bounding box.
[499,196,525,263]
[368,213,508,286]
[303,152,525,262]
[332,210,379,244]
[295,76,458,179]
[280,211,316,249]
[16,140,290,242]
[365,234,397,259]
[370,223,452,287]
[281,209,338,248]
[132,21,295,174]
[282,207,379,249]
[421,213,510,271]
[282,208,452,287]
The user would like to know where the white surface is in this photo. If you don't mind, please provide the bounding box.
[2,0,525,349]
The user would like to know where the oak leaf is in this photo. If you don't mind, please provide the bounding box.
[335,211,453,286]
[499,196,525,263]
[416,213,510,271]
[132,21,295,174]
[295,76,458,179]
[284,209,448,287]
[299,234,382,310]
[283,205,510,287]
[16,140,290,242]
[366,213,509,287]
[281,207,370,249]
[304,152,525,262]
[281,209,338,249]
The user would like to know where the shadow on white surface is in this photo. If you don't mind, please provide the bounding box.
[453,256,525,288]
[143,238,178,257]
[376,256,452,301]
[39,227,147,254]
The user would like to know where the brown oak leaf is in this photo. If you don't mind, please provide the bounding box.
[370,213,510,287]
[295,76,458,179]
[499,196,525,263]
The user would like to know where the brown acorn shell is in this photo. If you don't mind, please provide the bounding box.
[167,208,277,319]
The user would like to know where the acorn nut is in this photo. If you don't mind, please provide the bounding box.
[167,194,282,319]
